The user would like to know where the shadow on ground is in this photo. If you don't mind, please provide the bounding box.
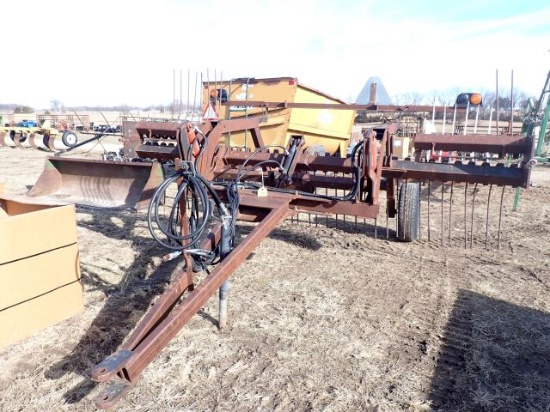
[44,207,180,404]
[44,202,401,405]
[430,289,550,411]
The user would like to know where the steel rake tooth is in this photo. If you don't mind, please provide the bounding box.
[485,184,493,249]
[386,212,389,238]
[498,186,506,250]
[441,182,445,247]
[325,172,329,227]
[416,181,509,250]
[470,183,478,248]
[448,182,454,245]
[427,180,432,242]
[418,181,422,241]
[464,183,468,248]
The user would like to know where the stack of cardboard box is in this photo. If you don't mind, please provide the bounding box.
[0,186,83,349]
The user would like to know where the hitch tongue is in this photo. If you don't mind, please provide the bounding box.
[91,349,133,382]
[95,379,132,410]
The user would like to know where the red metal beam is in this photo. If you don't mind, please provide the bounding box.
[92,195,290,409]
[222,100,458,113]
[413,134,533,156]
[385,160,530,188]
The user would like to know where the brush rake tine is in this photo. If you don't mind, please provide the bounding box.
[497,186,505,250]
[485,184,493,249]
[441,182,445,247]
[396,180,401,239]
[314,181,319,227]
[342,172,346,228]
[335,175,339,228]
[335,189,338,226]
[418,181,422,240]
[386,212,389,238]
[325,172,329,227]
[464,183,468,248]
[470,183,478,248]
[363,179,367,229]
[448,182,454,245]
[427,181,431,242]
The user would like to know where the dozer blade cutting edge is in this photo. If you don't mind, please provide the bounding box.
[27,157,165,210]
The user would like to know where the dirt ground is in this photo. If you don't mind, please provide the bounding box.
[0,142,550,412]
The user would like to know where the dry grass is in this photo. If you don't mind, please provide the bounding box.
[0,145,550,411]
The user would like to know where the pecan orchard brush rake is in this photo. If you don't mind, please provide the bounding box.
[87,110,534,408]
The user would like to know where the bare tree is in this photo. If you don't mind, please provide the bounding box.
[50,99,63,112]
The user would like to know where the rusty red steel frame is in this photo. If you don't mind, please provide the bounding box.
[90,106,535,408]
[92,197,289,408]
[222,99,457,113]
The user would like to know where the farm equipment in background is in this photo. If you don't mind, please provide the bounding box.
[530,70,550,162]
[28,77,357,209]
[0,119,78,150]
[17,119,38,128]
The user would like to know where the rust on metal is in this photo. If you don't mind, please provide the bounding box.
[413,133,533,156]
[38,93,534,409]
[222,100,458,113]
[94,196,290,409]
[27,157,165,209]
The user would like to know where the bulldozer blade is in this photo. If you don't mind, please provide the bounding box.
[27,157,165,209]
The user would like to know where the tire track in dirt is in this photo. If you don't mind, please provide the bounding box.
[340,237,488,410]
[378,251,469,408]
[298,222,478,409]
[428,290,474,410]
[0,149,547,411]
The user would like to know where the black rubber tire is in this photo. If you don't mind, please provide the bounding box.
[61,131,78,147]
[397,181,420,242]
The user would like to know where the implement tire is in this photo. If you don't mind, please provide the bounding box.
[397,181,420,242]
[61,131,78,147]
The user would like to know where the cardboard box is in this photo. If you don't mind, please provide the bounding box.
[0,244,81,310]
[0,195,78,264]
[0,193,83,349]
[0,282,83,348]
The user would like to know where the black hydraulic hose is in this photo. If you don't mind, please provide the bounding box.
[196,173,224,209]
[162,176,209,243]
[147,170,212,250]
[218,140,365,203]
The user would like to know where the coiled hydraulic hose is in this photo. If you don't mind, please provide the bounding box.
[147,163,228,251]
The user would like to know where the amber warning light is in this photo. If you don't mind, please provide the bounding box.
[455,93,483,108]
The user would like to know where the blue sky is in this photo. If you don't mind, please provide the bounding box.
[2,0,549,109]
